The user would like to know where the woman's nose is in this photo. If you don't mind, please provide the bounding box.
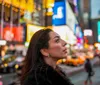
[62,40,67,46]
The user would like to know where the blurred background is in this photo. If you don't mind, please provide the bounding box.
[0,0,100,85]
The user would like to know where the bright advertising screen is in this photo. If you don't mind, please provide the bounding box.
[3,26,24,42]
[52,1,66,26]
[66,1,78,32]
[97,21,100,42]
[91,0,100,19]
[26,24,44,43]
[53,25,76,45]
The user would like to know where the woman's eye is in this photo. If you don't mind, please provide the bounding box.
[55,39,60,43]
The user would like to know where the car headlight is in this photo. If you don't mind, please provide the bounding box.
[62,59,66,62]
[1,58,4,61]
[4,63,8,67]
[15,64,19,69]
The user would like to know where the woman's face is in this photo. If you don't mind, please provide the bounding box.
[47,31,67,59]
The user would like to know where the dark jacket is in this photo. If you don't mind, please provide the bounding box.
[23,64,74,85]
[84,59,92,73]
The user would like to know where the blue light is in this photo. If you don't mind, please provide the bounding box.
[97,21,100,42]
[52,1,66,26]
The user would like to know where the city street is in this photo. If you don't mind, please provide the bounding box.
[0,57,99,85]
[0,0,100,85]
[1,66,99,85]
[0,73,17,85]
[69,66,100,85]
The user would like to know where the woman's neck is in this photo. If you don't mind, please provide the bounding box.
[44,57,57,69]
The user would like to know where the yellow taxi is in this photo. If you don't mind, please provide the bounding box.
[56,59,63,65]
[63,54,86,66]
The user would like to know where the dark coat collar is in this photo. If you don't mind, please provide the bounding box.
[23,63,74,85]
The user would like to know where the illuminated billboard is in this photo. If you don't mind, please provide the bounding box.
[97,21,100,42]
[52,1,66,26]
[53,25,77,45]
[91,0,100,19]
[66,1,78,32]
[2,0,34,12]
[3,26,24,42]
[43,0,55,8]
[26,24,44,43]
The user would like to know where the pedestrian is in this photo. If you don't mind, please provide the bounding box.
[21,29,74,85]
[84,58,94,85]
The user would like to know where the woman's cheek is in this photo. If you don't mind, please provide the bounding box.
[51,46,62,53]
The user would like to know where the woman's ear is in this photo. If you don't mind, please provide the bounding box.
[40,48,49,57]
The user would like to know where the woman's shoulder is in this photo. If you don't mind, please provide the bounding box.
[22,64,54,85]
[23,64,74,85]
[22,72,36,85]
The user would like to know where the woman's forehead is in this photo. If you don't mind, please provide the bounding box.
[49,31,60,38]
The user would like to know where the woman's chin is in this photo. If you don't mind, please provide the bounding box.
[62,55,67,58]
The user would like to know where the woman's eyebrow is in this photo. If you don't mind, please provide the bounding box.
[53,36,60,39]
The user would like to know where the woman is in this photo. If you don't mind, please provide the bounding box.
[21,29,74,85]
[84,58,94,85]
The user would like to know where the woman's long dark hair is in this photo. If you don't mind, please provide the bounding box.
[21,28,52,84]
